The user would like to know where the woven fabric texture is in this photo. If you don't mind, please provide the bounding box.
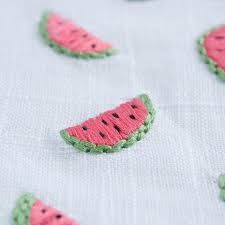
[0,0,225,225]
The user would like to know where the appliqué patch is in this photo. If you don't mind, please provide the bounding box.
[39,11,117,59]
[12,193,79,225]
[197,25,225,81]
[60,94,156,153]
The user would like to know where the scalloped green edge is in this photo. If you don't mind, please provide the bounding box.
[12,193,36,225]
[218,174,225,201]
[60,94,156,154]
[197,25,225,82]
[39,11,117,59]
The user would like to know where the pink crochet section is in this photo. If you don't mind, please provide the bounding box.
[204,26,225,70]
[47,13,112,53]
[30,200,79,225]
[66,98,148,146]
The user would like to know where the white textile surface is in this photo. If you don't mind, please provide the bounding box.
[0,0,225,224]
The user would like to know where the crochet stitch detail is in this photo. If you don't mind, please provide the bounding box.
[12,193,36,225]
[12,193,79,225]
[60,94,156,153]
[197,25,225,81]
[219,174,225,201]
[39,11,117,59]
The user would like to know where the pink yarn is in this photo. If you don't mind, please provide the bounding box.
[204,26,225,70]
[47,13,112,53]
[30,200,79,225]
[66,98,149,146]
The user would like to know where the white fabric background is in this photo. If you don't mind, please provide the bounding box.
[0,0,225,224]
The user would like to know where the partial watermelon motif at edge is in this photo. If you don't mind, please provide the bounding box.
[198,25,225,81]
[39,11,117,59]
[12,193,79,225]
[60,94,156,153]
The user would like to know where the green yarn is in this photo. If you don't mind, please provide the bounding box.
[12,193,36,225]
[60,94,156,154]
[219,174,225,189]
[39,11,117,59]
[218,174,225,201]
[220,189,225,202]
[197,26,225,82]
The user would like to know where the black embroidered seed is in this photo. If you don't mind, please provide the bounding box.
[114,125,121,133]
[91,44,96,48]
[82,126,88,131]
[41,209,46,213]
[129,115,136,120]
[215,36,224,40]
[56,214,62,219]
[102,119,108,125]
[112,113,119,118]
[131,104,138,109]
[99,132,105,138]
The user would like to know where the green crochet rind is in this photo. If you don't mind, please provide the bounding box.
[60,94,156,154]
[197,26,225,82]
[12,193,36,225]
[218,174,225,201]
[39,12,117,59]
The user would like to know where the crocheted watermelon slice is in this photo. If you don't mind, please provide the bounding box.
[39,11,116,59]
[198,25,225,81]
[60,94,156,153]
[12,193,79,225]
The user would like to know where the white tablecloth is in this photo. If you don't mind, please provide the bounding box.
[1,0,225,224]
